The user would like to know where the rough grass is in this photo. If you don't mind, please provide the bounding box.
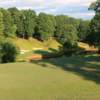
[12,38,44,50]
[78,42,98,51]
[13,38,61,60]
[0,55,100,100]
[12,38,61,51]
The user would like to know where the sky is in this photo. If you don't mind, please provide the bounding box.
[0,0,96,19]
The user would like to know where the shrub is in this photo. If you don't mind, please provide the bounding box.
[63,42,82,56]
[0,40,19,63]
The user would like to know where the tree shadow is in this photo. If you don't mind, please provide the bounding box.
[33,48,59,55]
[33,50,50,55]
[48,48,58,53]
[32,55,100,84]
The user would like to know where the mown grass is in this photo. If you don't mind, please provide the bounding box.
[0,55,100,100]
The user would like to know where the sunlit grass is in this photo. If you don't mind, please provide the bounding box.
[0,56,100,100]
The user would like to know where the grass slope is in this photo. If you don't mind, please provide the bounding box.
[0,55,100,100]
[12,38,61,51]
[11,38,61,60]
[12,38,45,50]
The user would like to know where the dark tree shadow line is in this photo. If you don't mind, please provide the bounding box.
[31,55,100,84]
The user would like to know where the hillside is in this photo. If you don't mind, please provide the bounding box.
[12,38,61,51]
[11,38,98,53]
[10,38,99,61]
[10,38,61,61]
[78,42,99,52]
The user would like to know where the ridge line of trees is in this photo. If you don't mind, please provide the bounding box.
[0,7,90,43]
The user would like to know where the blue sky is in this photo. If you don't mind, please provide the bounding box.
[0,0,96,19]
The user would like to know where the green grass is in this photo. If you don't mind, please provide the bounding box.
[12,38,61,51]
[12,38,44,50]
[0,55,100,100]
[11,38,61,60]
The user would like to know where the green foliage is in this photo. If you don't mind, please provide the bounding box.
[87,13,100,45]
[0,40,19,63]
[0,8,16,37]
[8,7,20,37]
[87,0,100,45]
[55,15,78,46]
[24,10,36,38]
[56,24,78,45]
[0,11,4,35]
[0,7,90,44]
[63,42,81,56]
[17,11,25,38]
[55,17,79,56]
[89,0,100,12]
[15,10,36,39]
[35,13,56,40]
[8,7,20,24]
[55,15,69,39]
[78,20,90,41]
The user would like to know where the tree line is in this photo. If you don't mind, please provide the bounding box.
[0,1,99,46]
[0,7,91,43]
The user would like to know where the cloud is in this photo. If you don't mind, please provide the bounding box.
[0,0,96,19]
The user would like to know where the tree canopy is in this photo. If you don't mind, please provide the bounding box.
[86,0,100,45]
[35,13,56,40]
[89,0,100,12]
[0,11,4,35]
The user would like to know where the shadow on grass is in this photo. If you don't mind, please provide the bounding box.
[33,50,50,55]
[33,48,59,55]
[32,55,100,84]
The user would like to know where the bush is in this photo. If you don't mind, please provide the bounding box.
[63,42,82,56]
[0,40,19,63]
